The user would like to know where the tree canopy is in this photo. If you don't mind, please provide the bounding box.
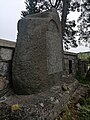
[77,0,90,48]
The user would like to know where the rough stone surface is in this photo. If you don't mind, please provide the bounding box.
[0,44,14,79]
[0,39,16,48]
[0,77,6,90]
[78,59,88,75]
[0,40,15,79]
[85,68,90,81]
[62,83,68,91]
[64,51,78,76]
[0,76,10,97]
[4,78,79,120]
[0,48,13,61]
[12,9,63,94]
[0,61,11,76]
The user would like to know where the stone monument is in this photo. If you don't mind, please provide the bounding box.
[12,9,63,94]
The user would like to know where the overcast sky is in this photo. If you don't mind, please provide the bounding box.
[0,0,90,53]
[0,0,25,41]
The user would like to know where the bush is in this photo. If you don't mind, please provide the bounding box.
[75,71,85,83]
[75,71,90,85]
[78,105,90,120]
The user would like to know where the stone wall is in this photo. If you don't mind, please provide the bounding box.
[0,39,88,80]
[64,51,78,76]
[0,39,15,78]
[64,51,88,76]
[78,59,88,75]
[0,39,88,81]
[0,39,15,94]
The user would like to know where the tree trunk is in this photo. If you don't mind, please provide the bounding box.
[61,0,69,36]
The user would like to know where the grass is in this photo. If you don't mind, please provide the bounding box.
[56,72,90,120]
[56,105,73,120]
[75,71,90,85]
[57,92,90,120]
[74,72,90,120]
[78,100,90,120]
[88,64,90,67]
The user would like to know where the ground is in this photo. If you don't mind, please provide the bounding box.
[0,77,90,120]
[56,84,90,120]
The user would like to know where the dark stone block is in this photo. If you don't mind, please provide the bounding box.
[85,68,90,81]
[12,9,63,94]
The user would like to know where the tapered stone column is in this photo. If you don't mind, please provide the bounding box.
[12,9,63,94]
